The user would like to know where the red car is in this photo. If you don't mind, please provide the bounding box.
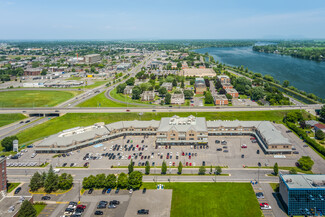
[77,205,86,209]
[186,162,188,166]
[241,144,247,148]
[126,109,130,112]
[189,163,192,166]
[250,137,255,140]
[182,152,184,156]
[260,203,268,207]
[136,145,139,148]
[128,155,131,160]
[172,162,175,166]
[189,155,191,159]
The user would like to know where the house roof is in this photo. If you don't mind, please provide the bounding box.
[314,123,325,129]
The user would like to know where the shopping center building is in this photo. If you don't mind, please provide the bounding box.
[35,115,292,154]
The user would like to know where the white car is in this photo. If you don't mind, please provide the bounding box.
[260,205,272,210]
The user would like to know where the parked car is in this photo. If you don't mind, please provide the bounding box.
[76,204,86,209]
[41,196,51,200]
[241,154,244,158]
[106,188,111,194]
[110,200,120,205]
[217,148,222,151]
[142,188,147,194]
[115,188,120,194]
[137,209,149,215]
[107,204,116,209]
[14,187,21,194]
[256,192,264,199]
[97,204,106,209]
[102,189,107,194]
[94,211,103,215]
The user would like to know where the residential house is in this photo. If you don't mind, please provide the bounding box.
[161,82,173,91]
[195,78,207,94]
[141,91,156,101]
[226,89,239,98]
[124,86,134,95]
[171,93,185,105]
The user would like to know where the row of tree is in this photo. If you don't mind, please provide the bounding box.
[29,166,73,193]
[82,171,143,190]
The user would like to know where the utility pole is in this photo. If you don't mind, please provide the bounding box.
[78,180,81,203]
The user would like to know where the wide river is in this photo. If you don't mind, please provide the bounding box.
[194,46,325,98]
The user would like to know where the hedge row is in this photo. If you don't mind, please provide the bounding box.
[286,122,325,157]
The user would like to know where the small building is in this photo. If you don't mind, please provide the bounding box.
[314,123,325,133]
[171,93,185,105]
[279,174,325,216]
[117,63,131,70]
[195,78,206,94]
[212,94,228,105]
[24,68,41,76]
[222,83,234,90]
[141,91,156,101]
[161,82,173,91]
[84,54,101,64]
[124,86,134,95]
[305,120,319,128]
[182,68,216,77]
[217,75,231,84]
[226,89,239,98]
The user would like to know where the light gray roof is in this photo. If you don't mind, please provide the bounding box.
[281,174,325,189]
[105,120,160,131]
[207,120,290,146]
[305,120,319,126]
[157,115,207,132]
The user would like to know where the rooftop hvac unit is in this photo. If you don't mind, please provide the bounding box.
[286,179,292,183]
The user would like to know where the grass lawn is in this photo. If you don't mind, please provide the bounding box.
[33,203,47,215]
[77,92,138,107]
[16,110,297,146]
[7,183,20,193]
[110,88,153,105]
[269,183,279,192]
[0,113,26,127]
[75,80,108,89]
[0,90,79,107]
[141,182,262,217]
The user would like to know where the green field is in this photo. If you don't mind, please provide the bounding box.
[15,110,295,146]
[141,182,262,217]
[77,80,108,89]
[77,92,138,107]
[0,90,79,107]
[0,113,26,127]
[110,88,153,105]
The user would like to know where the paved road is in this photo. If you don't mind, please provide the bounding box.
[6,167,279,183]
[0,117,50,140]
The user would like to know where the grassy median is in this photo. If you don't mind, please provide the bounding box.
[15,110,295,146]
[0,113,26,127]
[141,182,262,217]
[0,90,79,107]
[77,92,138,107]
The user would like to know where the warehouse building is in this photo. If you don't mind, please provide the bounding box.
[84,54,101,64]
[279,174,325,216]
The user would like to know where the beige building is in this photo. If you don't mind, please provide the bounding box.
[84,54,101,64]
[181,68,215,77]
[171,93,185,104]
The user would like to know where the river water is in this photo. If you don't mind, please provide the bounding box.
[194,46,325,98]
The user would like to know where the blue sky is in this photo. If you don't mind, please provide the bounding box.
[1,0,325,40]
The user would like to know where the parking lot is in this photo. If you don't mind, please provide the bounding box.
[7,126,306,170]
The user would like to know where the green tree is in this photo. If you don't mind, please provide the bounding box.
[128,171,143,190]
[29,172,42,192]
[215,166,222,175]
[251,87,265,101]
[172,79,177,87]
[17,200,37,217]
[204,91,214,104]
[126,77,135,86]
[31,61,40,68]
[210,165,213,174]
[58,173,73,190]
[289,168,297,174]
[165,93,171,104]
[320,105,325,120]
[178,162,183,174]
[117,173,128,189]
[315,129,325,140]
[116,83,127,93]
[198,166,206,175]
[145,161,150,175]
[298,156,314,171]
[95,173,106,188]
[273,162,279,175]
[181,80,185,88]
[128,160,134,174]
[226,93,232,100]
[176,62,182,69]
[44,165,58,193]
[132,86,142,100]
[158,87,167,96]
[41,69,47,75]
[82,175,96,189]
[105,174,117,188]
[183,90,194,99]
[161,161,167,174]
[1,136,18,152]
[283,80,289,87]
